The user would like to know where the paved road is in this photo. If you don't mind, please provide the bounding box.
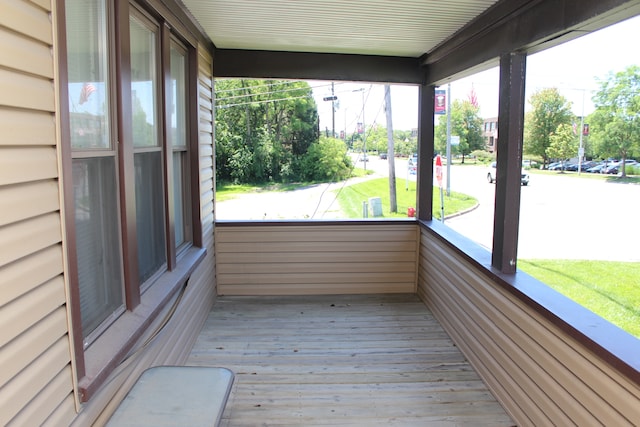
[217,157,640,262]
[443,165,640,261]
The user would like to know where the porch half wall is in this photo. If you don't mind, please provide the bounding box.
[215,222,418,295]
[417,224,640,426]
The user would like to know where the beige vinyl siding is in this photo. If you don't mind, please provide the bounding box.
[215,223,418,295]
[0,0,76,425]
[69,43,217,426]
[417,227,640,426]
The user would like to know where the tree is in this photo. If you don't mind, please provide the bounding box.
[547,123,578,172]
[214,79,320,183]
[434,99,484,163]
[524,88,574,167]
[303,137,352,182]
[589,65,640,177]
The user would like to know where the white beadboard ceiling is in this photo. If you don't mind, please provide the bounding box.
[180,0,500,57]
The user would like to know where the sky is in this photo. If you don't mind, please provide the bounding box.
[312,14,640,133]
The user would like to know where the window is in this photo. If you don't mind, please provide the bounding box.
[63,0,199,397]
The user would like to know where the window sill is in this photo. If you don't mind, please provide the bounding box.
[78,246,206,402]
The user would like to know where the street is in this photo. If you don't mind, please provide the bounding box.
[217,155,640,262]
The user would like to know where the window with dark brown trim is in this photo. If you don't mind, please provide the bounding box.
[61,0,201,400]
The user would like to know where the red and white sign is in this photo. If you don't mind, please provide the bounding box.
[435,155,443,188]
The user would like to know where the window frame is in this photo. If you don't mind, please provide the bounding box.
[58,0,204,402]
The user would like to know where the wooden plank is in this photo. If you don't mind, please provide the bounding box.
[187,295,514,426]
[0,108,55,146]
[0,26,53,78]
[0,180,60,226]
[0,147,58,186]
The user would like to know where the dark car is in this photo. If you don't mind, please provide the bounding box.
[379,152,388,160]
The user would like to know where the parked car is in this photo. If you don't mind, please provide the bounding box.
[604,160,637,174]
[487,162,529,185]
[379,152,388,160]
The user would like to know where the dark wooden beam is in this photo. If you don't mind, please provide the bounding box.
[424,0,640,84]
[492,53,527,274]
[417,85,435,221]
[213,49,423,84]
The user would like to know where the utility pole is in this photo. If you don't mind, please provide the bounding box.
[446,83,452,196]
[384,85,397,213]
[331,82,336,138]
[353,88,366,170]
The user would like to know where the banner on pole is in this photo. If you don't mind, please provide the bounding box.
[435,90,446,115]
[435,155,443,188]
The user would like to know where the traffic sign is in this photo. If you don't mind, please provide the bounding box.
[323,96,337,101]
[435,155,443,188]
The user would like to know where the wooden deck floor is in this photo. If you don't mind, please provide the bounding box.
[187,294,515,426]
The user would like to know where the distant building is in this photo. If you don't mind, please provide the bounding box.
[483,117,498,153]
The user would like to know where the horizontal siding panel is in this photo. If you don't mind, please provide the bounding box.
[0,106,55,146]
[29,0,51,12]
[0,244,63,307]
[216,224,418,295]
[0,336,70,426]
[217,250,416,265]
[0,26,53,78]
[0,306,67,387]
[217,226,417,243]
[218,281,416,296]
[0,146,58,186]
[0,0,53,44]
[424,238,640,424]
[220,240,416,254]
[219,261,415,275]
[418,229,640,426]
[9,366,74,427]
[218,271,416,285]
[0,275,65,348]
[0,68,54,111]
[0,180,60,226]
[0,212,61,268]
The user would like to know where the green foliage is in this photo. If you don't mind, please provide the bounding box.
[303,137,353,181]
[589,65,640,177]
[519,259,640,337]
[214,79,320,183]
[547,123,578,169]
[470,149,495,164]
[524,88,574,165]
[435,100,485,162]
[334,178,476,219]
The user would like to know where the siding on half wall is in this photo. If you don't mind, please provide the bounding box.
[417,226,640,427]
[216,222,419,295]
[0,0,76,425]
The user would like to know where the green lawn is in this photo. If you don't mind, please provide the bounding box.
[519,259,640,337]
[334,177,476,219]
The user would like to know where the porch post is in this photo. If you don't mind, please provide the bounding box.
[417,84,435,221]
[492,52,526,273]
